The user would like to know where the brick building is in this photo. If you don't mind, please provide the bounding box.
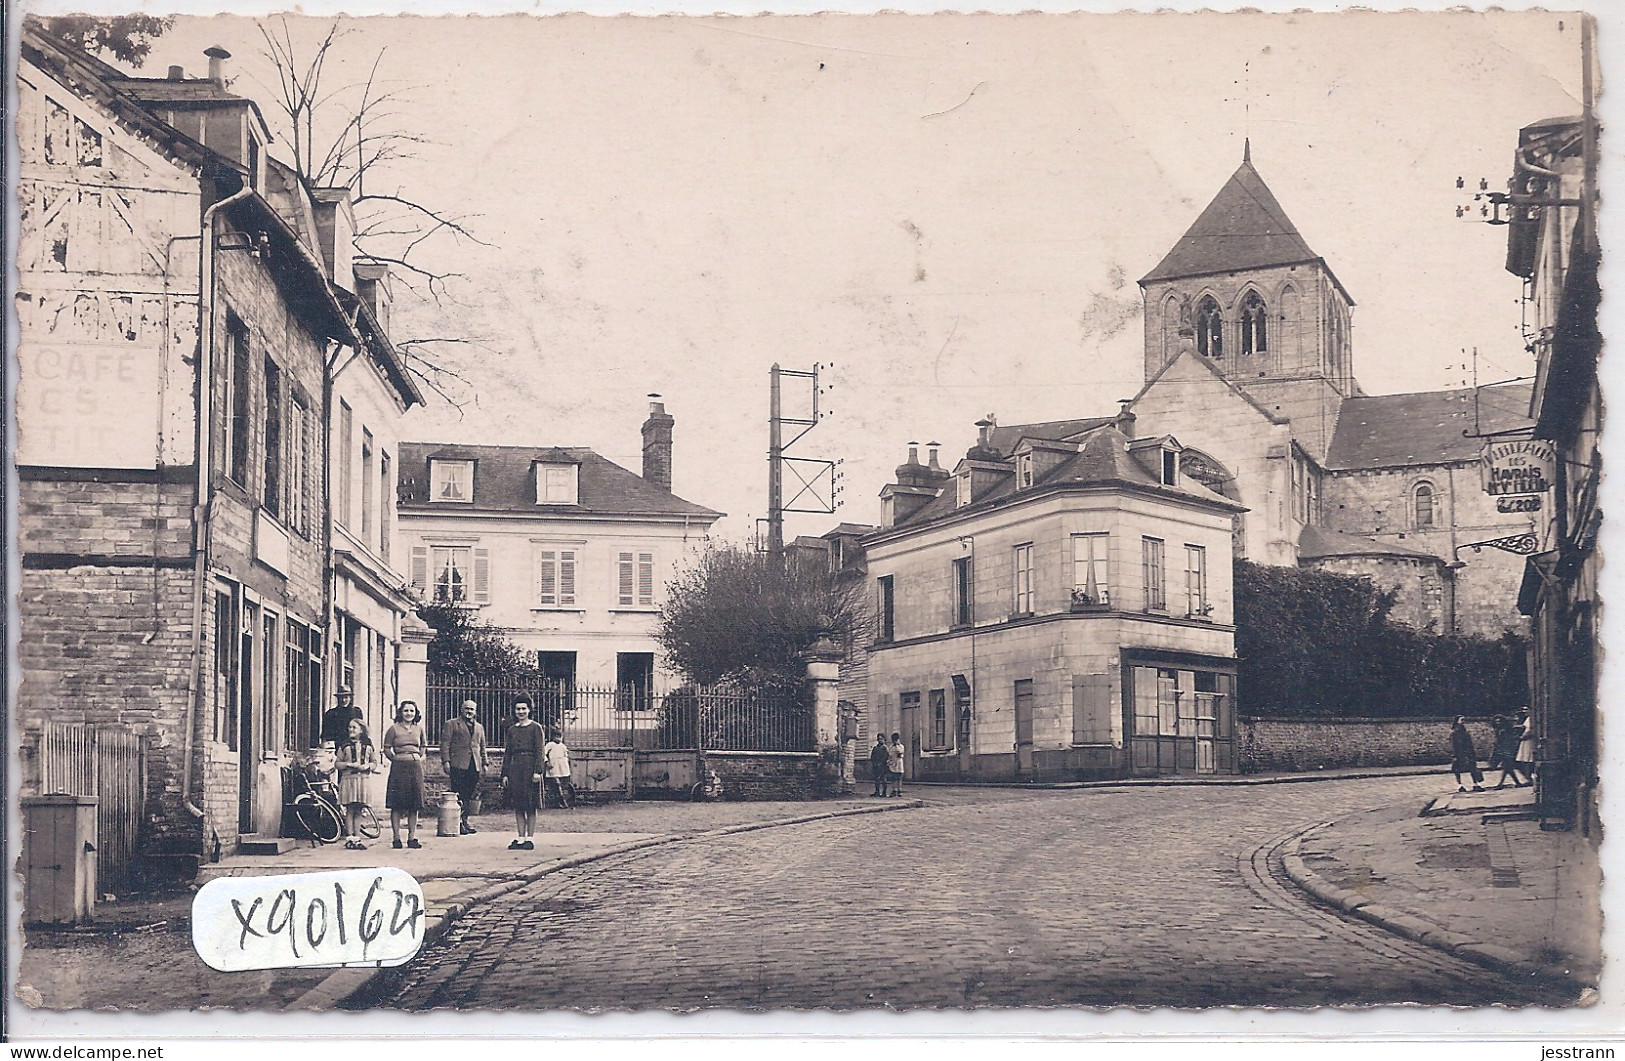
[15,27,418,878]
[1129,145,1539,638]
[864,426,1242,782]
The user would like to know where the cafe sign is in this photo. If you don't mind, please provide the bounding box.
[1481,439,1555,497]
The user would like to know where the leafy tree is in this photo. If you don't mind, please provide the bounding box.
[658,542,869,685]
[418,601,542,683]
[36,15,173,67]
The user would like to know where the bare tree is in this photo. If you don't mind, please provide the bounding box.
[256,18,495,407]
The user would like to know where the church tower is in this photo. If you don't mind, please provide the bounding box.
[1138,145,1357,460]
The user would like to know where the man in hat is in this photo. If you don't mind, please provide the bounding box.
[320,685,363,748]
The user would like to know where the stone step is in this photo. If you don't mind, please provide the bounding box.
[236,834,298,856]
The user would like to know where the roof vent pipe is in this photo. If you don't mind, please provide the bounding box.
[167,65,185,80]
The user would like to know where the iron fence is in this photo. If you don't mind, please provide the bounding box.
[425,673,812,752]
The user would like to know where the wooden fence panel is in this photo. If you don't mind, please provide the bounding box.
[37,722,145,892]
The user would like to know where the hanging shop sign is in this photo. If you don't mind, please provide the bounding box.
[1481,439,1555,497]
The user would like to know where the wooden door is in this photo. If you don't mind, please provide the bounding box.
[1013,679,1035,774]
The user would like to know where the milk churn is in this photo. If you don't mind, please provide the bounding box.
[436,790,462,837]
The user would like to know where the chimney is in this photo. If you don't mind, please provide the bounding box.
[925,442,949,482]
[167,65,185,81]
[641,395,675,492]
[1115,398,1137,435]
[204,46,230,86]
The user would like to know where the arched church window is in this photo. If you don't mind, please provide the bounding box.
[1195,296,1223,359]
[1413,482,1436,528]
[1240,291,1268,356]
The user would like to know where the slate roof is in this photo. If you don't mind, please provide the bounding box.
[1324,385,1534,470]
[396,442,723,521]
[1141,156,1339,293]
[1298,524,1441,563]
[892,423,1241,531]
[990,416,1115,454]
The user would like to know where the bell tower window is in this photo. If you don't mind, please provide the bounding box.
[1195,296,1223,359]
[1240,291,1268,356]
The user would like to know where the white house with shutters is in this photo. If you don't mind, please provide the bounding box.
[394,403,722,692]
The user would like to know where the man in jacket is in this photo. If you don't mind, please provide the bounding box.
[319,686,362,748]
[441,700,488,834]
[869,734,891,796]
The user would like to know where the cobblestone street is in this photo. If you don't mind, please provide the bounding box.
[376,777,1576,1011]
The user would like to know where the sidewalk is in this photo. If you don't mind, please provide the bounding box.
[15,795,920,1013]
[1282,783,1602,994]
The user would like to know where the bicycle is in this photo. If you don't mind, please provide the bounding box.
[285,763,379,844]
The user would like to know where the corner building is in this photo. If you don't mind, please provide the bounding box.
[865,426,1242,782]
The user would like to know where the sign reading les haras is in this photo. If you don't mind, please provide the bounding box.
[1480,439,1555,498]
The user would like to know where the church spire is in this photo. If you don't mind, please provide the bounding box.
[1243,137,1251,164]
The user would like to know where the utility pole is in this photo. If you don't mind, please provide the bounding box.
[768,363,784,557]
[765,362,840,561]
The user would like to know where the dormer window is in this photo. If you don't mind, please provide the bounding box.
[957,473,971,508]
[1161,449,1178,487]
[536,462,579,505]
[1015,452,1034,489]
[429,459,474,503]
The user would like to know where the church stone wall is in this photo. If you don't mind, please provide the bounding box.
[1141,262,1333,386]
[1130,363,1296,566]
[1321,462,1532,637]
[1301,554,1447,633]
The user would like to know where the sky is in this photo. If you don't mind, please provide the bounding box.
[50,7,1592,541]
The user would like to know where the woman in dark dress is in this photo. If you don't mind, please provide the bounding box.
[502,698,544,850]
[383,700,428,849]
[1450,716,1484,793]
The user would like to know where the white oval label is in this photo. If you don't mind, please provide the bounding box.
[191,868,426,972]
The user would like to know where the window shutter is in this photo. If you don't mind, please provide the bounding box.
[1072,674,1110,744]
[637,552,654,606]
[560,550,577,606]
[618,552,634,607]
[410,546,427,594]
[537,550,557,606]
[472,547,491,604]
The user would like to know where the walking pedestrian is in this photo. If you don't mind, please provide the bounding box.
[1514,709,1538,787]
[543,727,574,810]
[383,700,428,849]
[441,700,488,833]
[1450,716,1485,793]
[1490,715,1527,789]
[503,699,544,849]
[336,718,379,850]
[887,732,906,797]
[869,734,890,797]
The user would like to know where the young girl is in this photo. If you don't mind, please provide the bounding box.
[336,718,379,850]
[502,699,544,849]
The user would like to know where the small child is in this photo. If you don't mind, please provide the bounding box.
[543,728,574,810]
[887,732,906,797]
[336,718,379,849]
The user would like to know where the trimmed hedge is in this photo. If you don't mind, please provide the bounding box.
[1234,560,1526,719]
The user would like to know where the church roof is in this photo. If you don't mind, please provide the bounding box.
[1140,154,1334,288]
[1298,525,1441,563]
[1325,385,1534,470]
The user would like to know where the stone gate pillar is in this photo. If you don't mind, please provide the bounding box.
[398,615,433,720]
[801,630,846,793]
